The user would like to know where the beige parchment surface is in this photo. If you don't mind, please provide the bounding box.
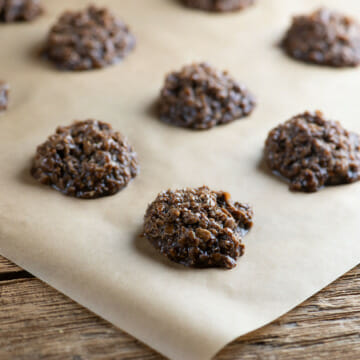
[0,0,360,359]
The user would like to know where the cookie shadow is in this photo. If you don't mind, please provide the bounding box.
[145,99,180,130]
[257,154,272,178]
[26,40,55,71]
[275,38,355,71]
[257,154,289,187]
[17,163,39,187]
[145,99,218,132]
[17,163,57,196]
[175,0,193,11]
[146,99,159,119]
[133,229,191,271]
[175,0,256,14]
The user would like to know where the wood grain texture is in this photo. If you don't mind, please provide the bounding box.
[0,256,359,360]
[0,257,22,274]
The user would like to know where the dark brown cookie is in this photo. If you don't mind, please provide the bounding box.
[0,0,42,22]
[182,0,255,12]
[44,5,135,71]
[282,8,360,67]
[0,81,9,111]
[158,62,256,130]
[143,186,253,269]
[264,111,360,192]
[31,120,139,199]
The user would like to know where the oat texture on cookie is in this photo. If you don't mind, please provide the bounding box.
[44,5,135,71]
[31,120,139,199]
[265,111,360,192]
[158,63,256,130]
[282,8,360,67]
[144,186,253,269]
[182,0,255,12]
[0,0,42,22]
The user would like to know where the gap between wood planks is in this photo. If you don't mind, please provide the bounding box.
[0,257,33,281]
[0,270,34,282]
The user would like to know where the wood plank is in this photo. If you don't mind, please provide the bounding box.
[0,256,23,274]
[218,266,360,360]
[0,261,359,360]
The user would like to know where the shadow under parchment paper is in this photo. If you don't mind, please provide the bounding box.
[28,41,56,72]
[256,155,289,186]
[18,163,39,188]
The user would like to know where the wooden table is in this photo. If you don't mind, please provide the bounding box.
[0,256,359,360]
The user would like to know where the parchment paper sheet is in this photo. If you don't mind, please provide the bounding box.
[0,0,359,359]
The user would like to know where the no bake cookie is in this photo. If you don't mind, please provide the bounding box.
[143,186,253,269]
[264,111,360,192]
[31,119,139,199]
[0,0,42,22]
[0,81,9,111]
[158,62,256,130]
[282,8,360,67]
[181,0,255,12]
[44,5,135,71]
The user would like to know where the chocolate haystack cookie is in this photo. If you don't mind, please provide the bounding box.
[143,186,253,269]
[31,120,139,199]
[181,0,255,12]
[0,81,9,111]
[0,0,42,22]
[282,8,360,67]
[44,5,135,71]
[265,111,360,192]
[158,62,256,130]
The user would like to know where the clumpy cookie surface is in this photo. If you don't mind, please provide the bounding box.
[143,186,253,269]
[44,5,135,71]
[0,0,42,22]
[282,8,360,67]
[265,111,360,192]
[182,0,255,12]
[158,62,256,130]
[31,120,139,199]
[0,81,9,111]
